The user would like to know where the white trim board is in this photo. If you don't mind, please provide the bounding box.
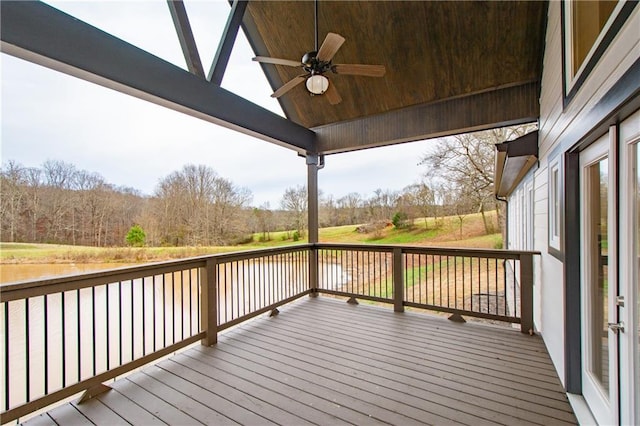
[567,393,598,425]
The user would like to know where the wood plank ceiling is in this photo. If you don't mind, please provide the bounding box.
[0,1,548,156]
[242,1,547,152]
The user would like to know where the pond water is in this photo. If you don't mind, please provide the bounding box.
[0,263,136,284]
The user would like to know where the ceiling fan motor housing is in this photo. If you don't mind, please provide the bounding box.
[302,51,332,74]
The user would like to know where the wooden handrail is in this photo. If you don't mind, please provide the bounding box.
[316,242,540,259]
[314,244,539,333]
[0,244,314,302]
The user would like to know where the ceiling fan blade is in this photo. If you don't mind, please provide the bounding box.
[253,56,302,67]
[324,80,342,105]
[316,32,346,62]
[271,75,307,98]
[332,64,386,77]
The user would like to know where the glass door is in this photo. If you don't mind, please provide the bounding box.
[619,109,640,426]
[580,132,618,425]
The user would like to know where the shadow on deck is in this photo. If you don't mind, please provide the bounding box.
[24,296,576,425]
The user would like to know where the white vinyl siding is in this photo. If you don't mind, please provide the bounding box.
[531,1,640,388]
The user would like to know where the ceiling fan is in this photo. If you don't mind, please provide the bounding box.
[252,1,386,105]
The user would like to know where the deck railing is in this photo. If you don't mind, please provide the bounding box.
[316,244,535,330]
[1,258,207,424]
[0,243,536,424]
[211,246,311,334]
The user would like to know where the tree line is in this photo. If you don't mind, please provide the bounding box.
[1,125,534,246]
[0,161,255,247]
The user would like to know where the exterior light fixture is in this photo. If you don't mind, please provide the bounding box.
[306,74,329,95]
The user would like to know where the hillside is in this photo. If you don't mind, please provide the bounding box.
[1,211,502,264]
[253,210,502,248]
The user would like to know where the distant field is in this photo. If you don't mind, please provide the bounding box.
[255,211,500,245]
[1,211,502,264]
[0,243,241,264]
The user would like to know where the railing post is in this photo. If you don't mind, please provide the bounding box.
[393,248,404,312]
[200,258,218,345]
[519,253,534,334]
[309,245,319,297]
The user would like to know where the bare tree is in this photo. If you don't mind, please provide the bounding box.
[280,185,307,236]
[23,167,43,241]
[210,176,252,244]
[1,160,146,246]
[419,124,536,234]
[319,194,337,227]
[0,161,27,241]
[74,170,104,245]
[39,160,79,242]
[449,184,475,238]
[366,188,398,224]
[42,159,76,189]
[336,192,363,225]
[154,164,251,246]
[252,203,274,242]
[403,182,437,229]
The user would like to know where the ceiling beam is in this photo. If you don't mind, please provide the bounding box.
[236,3,304,126]
[208,0,248,85]
[313,82,540,155]
[0,1,315,154]
[167,0,205,78]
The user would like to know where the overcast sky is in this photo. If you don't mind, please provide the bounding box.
[1,1,435,207]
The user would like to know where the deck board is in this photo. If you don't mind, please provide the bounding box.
[93,388,165,425]
[230,306,569,401]
[23,296,577,425]
[167,352,346,426]
[20,414,56,426]
[70,399,127,426]
[218,327,575,424]
[110,377,201,425]
[207,337,498,425]
[46,404,91,426]
[151,359,308,425]
[176,351,387,426]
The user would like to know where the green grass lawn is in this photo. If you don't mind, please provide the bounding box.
[0,243,242,263]
[1,211,502,263]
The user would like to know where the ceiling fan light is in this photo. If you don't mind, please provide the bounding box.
[306,74,329,95]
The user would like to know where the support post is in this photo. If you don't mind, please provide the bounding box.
[200,258,218,345]
[307,154,320,245]
[393,248,404,312]
[519,253,534,334]
[307,154,321,296]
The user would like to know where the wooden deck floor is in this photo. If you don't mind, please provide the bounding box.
[24,296,577,425]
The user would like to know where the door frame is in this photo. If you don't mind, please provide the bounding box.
[619,109,640,426]
[579,128,619,425]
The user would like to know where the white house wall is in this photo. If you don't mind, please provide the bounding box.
[533,165,547,336]
[507,2,640,389]
[540,4,640,161]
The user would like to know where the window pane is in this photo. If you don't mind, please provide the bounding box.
[587,158,609,395]
[572,1,617,75]
[552,168,560,238]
